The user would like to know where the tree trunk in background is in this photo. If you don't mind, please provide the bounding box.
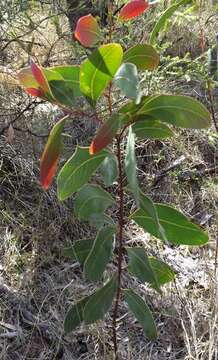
[66,0,93,29]
[66,0,108,30]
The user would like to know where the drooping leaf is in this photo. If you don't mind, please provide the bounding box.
[123,44,159,71]
[149,257,175,285]
[123,289,157,340]
[63,238,95,265]
[80,43,123,107]
[84,276,117,324]
[126,247,160,292]
[74,14,100,48]
[132,117,174,139]
[114,63,141,103]
[40,116,67,190]
[90,114,122,155]
[100,152,118,187]
[84,225,116,281]
[131,204,209,245]
[119,0,149,21]
[57,146,108,201]
[64,295,90,333]
[74,184,115,221]
[150,0,192,45]
[125,126,139,205]
[137,95,211,129]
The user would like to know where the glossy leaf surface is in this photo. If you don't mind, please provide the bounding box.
[63,238,95,265]
[100,153,118,186]
[84,276,117,324]
[123,289,157,340]
[150,0,191,45]
[119,0,149,21]
[40,116,67,190]
[131,204,208,245]
[132,118,174,139]
[80,43,123,107]
[75,14,100,48]
[123,44,159,70]
[57,147,108,201]
[84,225,116,281]
[138,95,211,129]
[74,184,115,221]
[64,296,90,333]
[127,247,160,292]
[90,114,121,155]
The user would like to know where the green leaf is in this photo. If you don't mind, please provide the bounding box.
[139,191,166,241]
[132,117,174,139]
[150,0,192,45]
[123,44,159,71]
[120,95,211,129]
[64,295,90,333]
[49,65,81,97]
[49,80,79,108]
[123,289,157,340]
[63,238,95,265]
[149,257,175,285]
[84,225,116,281]
[125,126,139,205]
[88,213,114,229]
[57,146,108,201]
[44,66,81,106]
[126,247,160,293]
[114,63,141,103]
[137,95,211,129]
[100,153,118,186]
[84,276,117,324]
[74,184,115,221]
[131,204,208,245]
[80,43,123,107]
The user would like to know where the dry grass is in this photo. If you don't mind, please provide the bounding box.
[0,2,218,359]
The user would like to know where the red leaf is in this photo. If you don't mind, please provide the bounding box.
[74,14,100,48]
[40,116,67,190]
[119,0,149,20]
[30,59,50,94]
[26,87,44,97]
[90,115,121,155]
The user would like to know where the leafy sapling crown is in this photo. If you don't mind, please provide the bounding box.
[17,1,211,358]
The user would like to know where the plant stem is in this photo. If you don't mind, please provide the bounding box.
[112,134,124,359]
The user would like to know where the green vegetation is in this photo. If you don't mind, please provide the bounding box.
[0,1,217,359]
